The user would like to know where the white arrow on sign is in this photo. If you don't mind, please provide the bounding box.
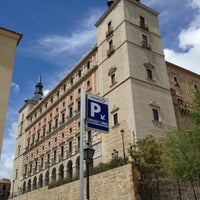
[101,114,105,120]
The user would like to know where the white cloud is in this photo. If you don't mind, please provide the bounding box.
[27,8,103,65]
[164,0,200,74]
[43,89,49,96]
[7,121,18,138]
[11,82,20,94]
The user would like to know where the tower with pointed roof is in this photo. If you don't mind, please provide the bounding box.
[11,76,43,195]
[30,75,43,102]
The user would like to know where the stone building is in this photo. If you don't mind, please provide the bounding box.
[0,27,22,156]
[166,61,200,129]
[11,0,186,197]
[0,178,11,200]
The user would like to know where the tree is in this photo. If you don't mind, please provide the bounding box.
[129,135,163,199]
[162,91,200,199]
[129,135,162,173]
[162,128,200,182]
[190,91,200,125]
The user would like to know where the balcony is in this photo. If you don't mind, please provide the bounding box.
[139,22,149,31]
[142,41,151,50]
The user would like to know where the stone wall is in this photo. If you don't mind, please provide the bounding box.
[11,164,139,200]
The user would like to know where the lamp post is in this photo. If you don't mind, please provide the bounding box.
[84,144,95,200]
[120,129,126,164]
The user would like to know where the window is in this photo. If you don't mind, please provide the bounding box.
[107,40,115,56]
[152,109,159,121]
[140,16,145,28]
[70,95,73,101]
[108,21,112,30]
[109,40,113,49]
[43,127,46,137]
[142,35,148,46]
[57,91,59,98]
[37,132,40,141]
[78,70,81,78]
[69,141,72,153]
[18,145,21,156]
[35,160,38,171]
[62,133,64,138]
[55,137,57,142]
[55,118,58,129]
[30,163,32,174]
[173,76,179,86]
[48,123,52,133]
[48,141,51,147]
[41,157,44,167]
[87,61,90,70]
[47,153,50,164]
[63,84,66,92]
[60,146,64,157]
[69,127,72,133]
[70,77,73,85]
[146,68,153,79]
[62,112,65,123]
[113,113,119,126]
[87,80,90,87]
[194,83,198,90]
[77,136,80,149]
[106,21,113,37]
[77,100,81,112]
[53,150,57,161]
[32,135,35,145]
[69,106,73,118]
[15,169,18,179]
[111,73,116,85]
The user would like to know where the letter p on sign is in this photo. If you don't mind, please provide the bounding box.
[91,102,101,117]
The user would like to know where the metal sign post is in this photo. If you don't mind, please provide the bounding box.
[79,87,86,200]
[79,91,109,200]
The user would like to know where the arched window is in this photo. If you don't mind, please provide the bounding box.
[33,176,37,190]
[22,182,26,193]
[59,164,64,180]
[76,156,80,177]
[45,171,49,185]
[38,174,43,188]
[27,179,31,192]
[52,168,56,182]
[67,160,73,180]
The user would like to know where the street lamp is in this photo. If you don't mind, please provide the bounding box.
[120,129,126,164]
[84,144,95,200]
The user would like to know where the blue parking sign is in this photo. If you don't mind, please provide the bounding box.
[87,93,109,132]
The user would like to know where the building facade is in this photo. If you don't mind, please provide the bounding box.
[166,61,200,129]
[0,178,10,200]
[0,27,22,156]
[12,0,197,197]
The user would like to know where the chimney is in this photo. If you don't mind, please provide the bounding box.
[107,0,114,7]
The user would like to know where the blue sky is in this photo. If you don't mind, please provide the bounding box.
[1,0,200,178]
